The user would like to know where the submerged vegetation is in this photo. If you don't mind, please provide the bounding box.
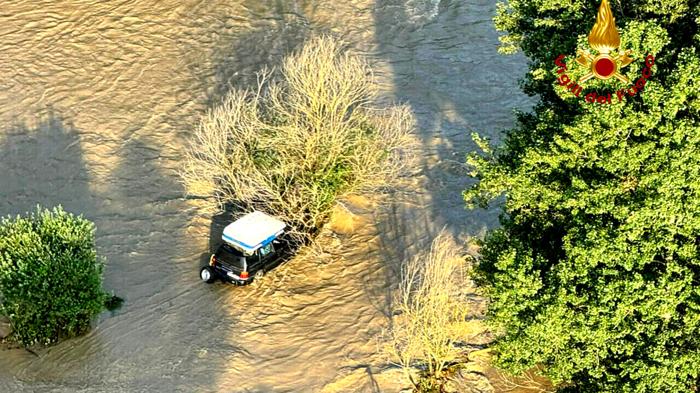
[383,231,472,391]
[0,206,110,346]
[181,36,415,244]
[467,0,700,391]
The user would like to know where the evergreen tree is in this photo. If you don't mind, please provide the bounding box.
[466,0,700,391]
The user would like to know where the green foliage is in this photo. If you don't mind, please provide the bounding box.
[415,374,442,393]
[468,0,700,391]
[0,206,108,346]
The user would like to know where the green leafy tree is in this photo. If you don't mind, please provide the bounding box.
[466,0,700,391]
[0,206,108,346]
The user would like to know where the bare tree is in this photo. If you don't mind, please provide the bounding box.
[180,36,416,244]
[384,231,472,390]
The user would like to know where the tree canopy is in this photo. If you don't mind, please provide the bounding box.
[466,0,700,391]
[0,206,108,346]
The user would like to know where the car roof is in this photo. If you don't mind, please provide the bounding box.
[222,211,286,254]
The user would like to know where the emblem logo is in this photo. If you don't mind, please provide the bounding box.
[576,0,634,84]
[553,0,656,104]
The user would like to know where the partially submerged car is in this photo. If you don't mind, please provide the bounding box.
[200,211,287,285]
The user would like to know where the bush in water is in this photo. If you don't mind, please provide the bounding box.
[383,231,472,390]
[180,36,415,245]
[0,206,108,346]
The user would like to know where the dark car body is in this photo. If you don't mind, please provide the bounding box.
[206,240,287,285]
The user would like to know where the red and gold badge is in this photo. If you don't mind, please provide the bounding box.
[576,0,634,84]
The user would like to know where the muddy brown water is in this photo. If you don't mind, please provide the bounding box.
[0,1,533,392]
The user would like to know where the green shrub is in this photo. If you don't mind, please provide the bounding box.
[466,0,700,391]
[0,206,108,346]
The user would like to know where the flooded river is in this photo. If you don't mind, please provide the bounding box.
[0,0,532,392]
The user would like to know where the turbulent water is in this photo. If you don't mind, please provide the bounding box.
[0,1,532,392]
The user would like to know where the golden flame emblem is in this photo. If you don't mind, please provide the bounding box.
[588,0,620,53]
[576,0,633,83]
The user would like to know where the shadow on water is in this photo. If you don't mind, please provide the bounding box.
[365,0,535,380]
[372,0,532,240]
[92,135,245,393]
[368,0,533,270]
[0,111,242,392]
[0,112,96,219]
[201,208,233,272]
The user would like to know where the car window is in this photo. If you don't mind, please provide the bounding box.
[217,244,246,270]
[221,243,243,256]
[258,243,274,258]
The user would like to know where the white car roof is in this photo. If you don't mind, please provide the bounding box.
[222,211,286,254]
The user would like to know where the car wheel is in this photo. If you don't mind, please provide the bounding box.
[200,266,216,283]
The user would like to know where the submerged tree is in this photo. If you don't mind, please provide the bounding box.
[383,231,472,391]
[181,36,415,245]
[0,206,109,346]
[466,0,700,391]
